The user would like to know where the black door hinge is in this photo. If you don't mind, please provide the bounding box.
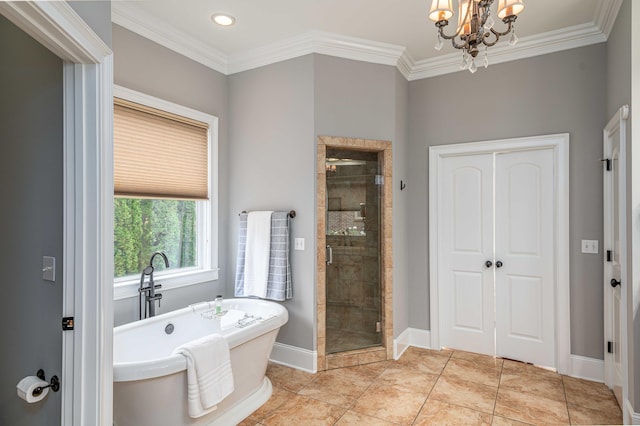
[607,250,612,262]
[607,341,613,354]
[601,158,611,171]
[62,317,75,331]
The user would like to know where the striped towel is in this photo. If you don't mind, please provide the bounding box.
[235,211,292,301]
[266,211,292,301]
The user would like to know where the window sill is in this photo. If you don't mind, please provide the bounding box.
[114,268,219,301]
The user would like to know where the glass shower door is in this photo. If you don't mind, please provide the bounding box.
[325,148,382,354]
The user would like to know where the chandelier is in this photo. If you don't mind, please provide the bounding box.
[428,0,524,73]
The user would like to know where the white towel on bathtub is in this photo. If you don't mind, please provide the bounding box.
[173,334,234,418]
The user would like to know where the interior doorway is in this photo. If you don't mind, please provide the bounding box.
[429,134,571,372]
[316,136,393,371]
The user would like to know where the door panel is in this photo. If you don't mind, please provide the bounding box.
[440,154,494,355]
[495,149,555,367]
[505,275,543,340]
[604,131,623,406]
[452,271,485,331]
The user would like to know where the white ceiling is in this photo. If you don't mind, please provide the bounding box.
[112,0,623,79]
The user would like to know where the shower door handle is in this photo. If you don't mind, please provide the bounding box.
[326,245,333,265]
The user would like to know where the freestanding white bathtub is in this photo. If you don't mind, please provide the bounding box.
[113,298,288,426]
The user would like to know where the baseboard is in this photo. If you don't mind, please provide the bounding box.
[394,327,431,359]
[270,333,604,384]
[625,399,640,424]
[568,354,604,383]
[269,342,317,373]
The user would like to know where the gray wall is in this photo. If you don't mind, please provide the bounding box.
[0,15,63,425]
[112,24,229,324]
[68,1,112,47]
[227,55,316,349]
[314,55,395,140]
[227,54,409,350]
[407,44,608,359]
[314,54,410,341]
[393,69,410,336]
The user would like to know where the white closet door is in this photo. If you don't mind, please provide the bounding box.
[494,148,555,367]
[439,154,495,355]
[604,130,623,407]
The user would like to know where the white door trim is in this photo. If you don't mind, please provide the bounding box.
[603,105,629,410]
[429,133,570,374]
[0,3,113,425]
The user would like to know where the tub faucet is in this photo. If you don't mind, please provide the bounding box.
[139,251,169,319]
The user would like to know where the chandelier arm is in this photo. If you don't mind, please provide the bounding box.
[436,0,475,41]
[437,21,464,41]
[451,37,468,50]
[491,22,513,38]
[481,31,501,47]
[489,17,515,37]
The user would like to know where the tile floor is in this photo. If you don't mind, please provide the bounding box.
[240,347,623,425]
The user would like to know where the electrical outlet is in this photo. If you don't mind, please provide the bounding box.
[581,240,598,254]
[294,238,305,251]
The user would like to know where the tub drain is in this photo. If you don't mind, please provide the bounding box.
[165,323,175,334]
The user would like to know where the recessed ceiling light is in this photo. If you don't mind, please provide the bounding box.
[211,13,236,27]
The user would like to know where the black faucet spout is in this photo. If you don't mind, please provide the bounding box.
[150,251,169,269]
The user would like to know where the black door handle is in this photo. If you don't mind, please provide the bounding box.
[610,278,621,288]
[485,260,493,268]
[496,260,503,268]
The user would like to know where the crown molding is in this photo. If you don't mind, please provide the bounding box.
[224,31,408,75]
[409,22,607,80]
[1,1,112,63]
[112,3,615,82]
[111,2,228,75]
[593,0,624,39]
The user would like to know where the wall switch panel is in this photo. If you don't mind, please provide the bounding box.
[294,238,305,251]
[581,240,598,254]
[42,256,55,281]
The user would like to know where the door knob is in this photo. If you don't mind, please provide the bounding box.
[485,260,493,268]
[610,278,621,288]
[495,260,503,268]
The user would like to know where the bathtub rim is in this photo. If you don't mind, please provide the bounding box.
[113,298,287,382]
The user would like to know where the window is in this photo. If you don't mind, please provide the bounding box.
[113,86,218,298]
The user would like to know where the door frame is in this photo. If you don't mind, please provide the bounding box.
[429,134,570,373]
[0,3,113,424]
[603,105,629,406]
[316,136,393,371]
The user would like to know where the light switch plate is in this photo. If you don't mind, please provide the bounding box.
[581,240,598,254]
[294,238,305,251]
[43,256,55,281]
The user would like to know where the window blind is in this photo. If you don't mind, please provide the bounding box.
[114,97,209,200]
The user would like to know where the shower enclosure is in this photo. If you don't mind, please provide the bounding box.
[325,148,382,353]
[316,135,393,371]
